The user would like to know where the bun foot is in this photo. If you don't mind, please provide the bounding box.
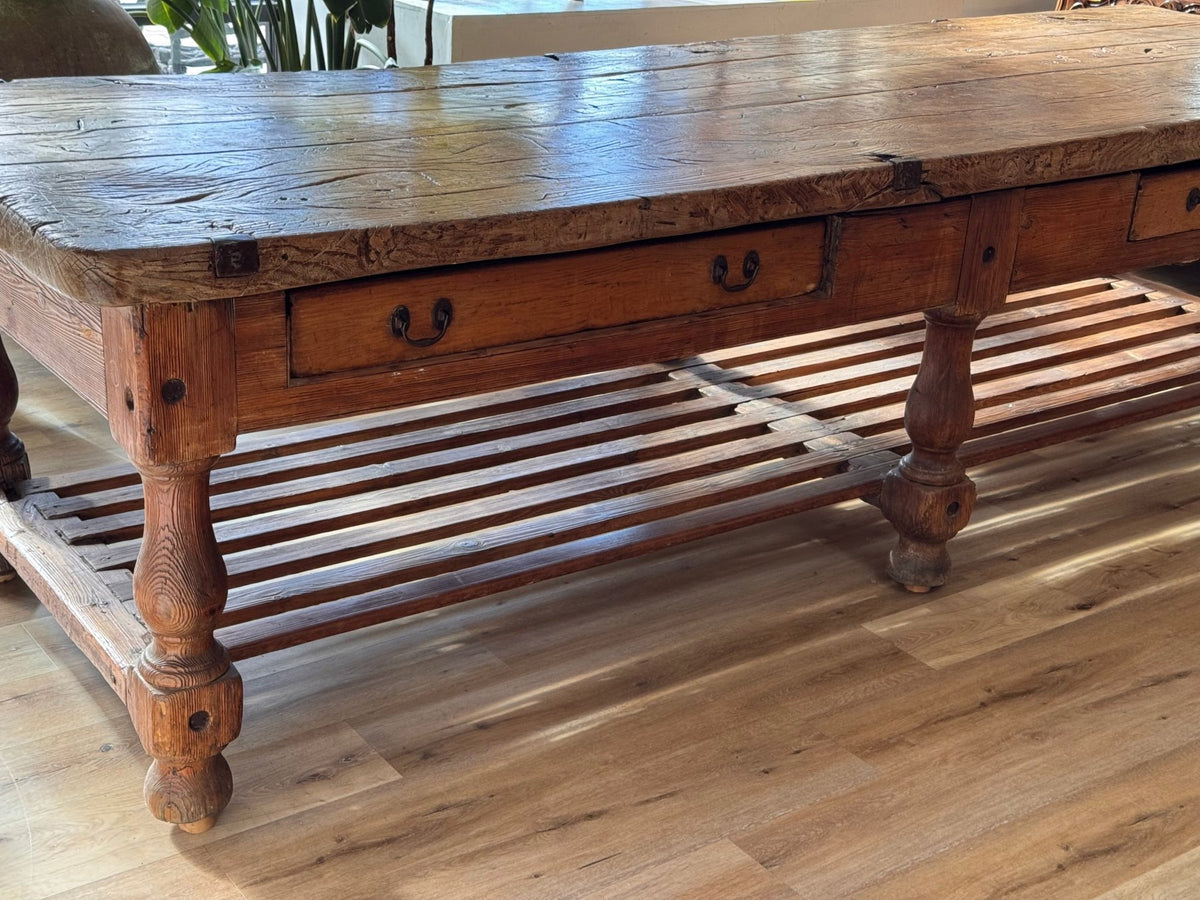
[143,752,233,831]
[178,815,218,834]
[904,583,932,594]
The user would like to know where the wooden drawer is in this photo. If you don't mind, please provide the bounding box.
[826,199,970,320]
[1130,165,1200,241]
[287,220,825,378]
[1014,174,1200,291]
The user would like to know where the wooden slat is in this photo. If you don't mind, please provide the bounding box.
[0,497,145,696]
[678,280,1146,375]
[74,399,811,568]
[42,390,726,525]
[24,361,681,498]
[214,464,888,659]
[212,438,867,627]
[725,315,1200,430]
[960,380,1200,466]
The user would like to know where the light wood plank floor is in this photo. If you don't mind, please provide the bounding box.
[3,338,1200,899]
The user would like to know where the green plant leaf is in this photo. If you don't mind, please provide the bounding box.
[322,0,357,17]
[358,0,392,28]
[192,9,234,67]
[146,0,193,32]
[354,35,390,66]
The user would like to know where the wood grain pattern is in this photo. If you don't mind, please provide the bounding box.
[0,251,105,413]
[0,497,144,694]
[950,189,1026,318]
[824,201,969,321]
[102,301,238,465]
[1014,174,1200,289]
[0,8,1198,306]
[1130,164,1200,240]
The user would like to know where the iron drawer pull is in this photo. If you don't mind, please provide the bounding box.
[390,297,454,347]
[712,250,760,292]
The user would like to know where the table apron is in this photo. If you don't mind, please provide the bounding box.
[7,172,1200,435]
[0,251,105,413]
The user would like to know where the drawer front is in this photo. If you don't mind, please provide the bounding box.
[1130,165,1200,241]
[288,220,825,378]
[1014,173,1200,291]
[826,199,970,320]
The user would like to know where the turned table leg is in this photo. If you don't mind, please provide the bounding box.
[102,299,240,831]
[129,457,240,832]
[0,335,30,581]
[878,188,1024,592]
[880,309,981,591]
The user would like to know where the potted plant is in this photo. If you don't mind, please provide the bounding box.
[147,0,399,71]
[0,0,161,79]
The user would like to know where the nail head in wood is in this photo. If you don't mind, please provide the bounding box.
[891,158,924,192]
[211,235,260,278]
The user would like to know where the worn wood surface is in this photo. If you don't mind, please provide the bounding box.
[0,253,104,413]
[0,8,1198,306]
[1014,175,1200,289]
[4,340,1200,898]
[1130,165,1200,241]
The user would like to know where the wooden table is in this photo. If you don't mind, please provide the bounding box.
[3,6,1200,832]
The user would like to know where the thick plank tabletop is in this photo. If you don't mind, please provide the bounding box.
[1,6,1199,306]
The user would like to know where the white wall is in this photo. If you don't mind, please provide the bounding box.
[388,0,1050,68]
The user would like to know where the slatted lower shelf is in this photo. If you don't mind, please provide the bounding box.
[16,276,1200,662]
